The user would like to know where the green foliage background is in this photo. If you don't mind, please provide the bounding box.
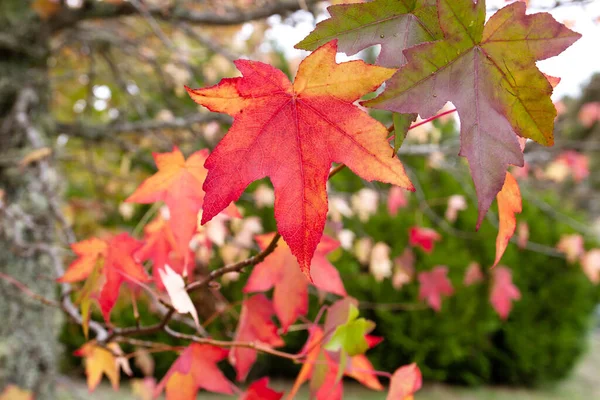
[60,119,600,387]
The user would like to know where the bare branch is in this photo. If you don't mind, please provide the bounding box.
[50,0,321,32]
[56,113,231,140]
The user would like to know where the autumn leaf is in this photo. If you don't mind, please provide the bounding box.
[288,326,382,400]
[388,186,409,216]
[418,266,454,311]
[155,344,235,399]
[325,304,375,357]
[0,385,33,400]
[186,40,413,276]
[387,363,422,400]
[494,172,522,267]
[490,266,521,319]
[58,237,108,283]
[557,234,585,264]
[229,294,285,381]
[131,377,156,400]
[392,248,415,290]
[159,265,201,331]
[365,0,580,226]
[581,249,600,284]
[463,262,484,286]
[75,342,131,392]
[409,226,441,253]
[136,214,191,289]
[32,0,60,19]
[241,378,284,400]
[58,233,148,323]
[296,0,442,68]
[244,233,346,332]
[126,147,239,269]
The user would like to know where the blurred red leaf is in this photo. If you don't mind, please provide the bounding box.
[409,226,441,253]
[155,344,235,399]
[490,266,521,319]
[388,186,408,216]
[135,214,191,289]
[244,233,346,331]
[240,378,283,400]
[230,294,285,381]
[418,266,454,311]
[578,102,600,127]
[463,262,484,286]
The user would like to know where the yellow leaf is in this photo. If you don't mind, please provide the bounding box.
[31,0,60,19]
[0,385,33,400]
[75,342,130,391]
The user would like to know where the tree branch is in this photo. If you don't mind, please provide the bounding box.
[56,113,231,140]
[50,0,320,32]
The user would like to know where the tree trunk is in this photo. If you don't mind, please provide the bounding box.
[0,2,62,399]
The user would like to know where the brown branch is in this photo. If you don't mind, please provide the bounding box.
[164,326,301,362]
[50,0,321,32]
[56,113,231,141]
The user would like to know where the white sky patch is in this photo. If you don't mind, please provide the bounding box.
[269,0,600,98]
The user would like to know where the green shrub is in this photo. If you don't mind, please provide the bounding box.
[60,128,600,387]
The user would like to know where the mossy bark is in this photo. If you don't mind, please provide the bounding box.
[0,2,62,399]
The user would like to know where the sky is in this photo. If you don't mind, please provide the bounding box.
[263,0,600,99]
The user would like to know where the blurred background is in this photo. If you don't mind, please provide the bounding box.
[1,0,600,399]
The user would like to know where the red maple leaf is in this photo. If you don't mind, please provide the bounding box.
[155,344,235,399]
[135,214,192,289]
[229,294,285,381]
[494,172,522,267]
[240,378,283,400]
[490,266,521,319]
[186,40,413,276]
[409,226,441,253]
[126,147,239,270]
[244,233,346,331]
[418,266,454,312]
[58,233,148,322]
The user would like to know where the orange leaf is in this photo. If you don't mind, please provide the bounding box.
[186,40,413,276]
[155,344,235,399]
[493,172,522,267]
[244,233,346,331]
[387,363,422,400]
[58,233,148,322]
[126,148,239,270]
